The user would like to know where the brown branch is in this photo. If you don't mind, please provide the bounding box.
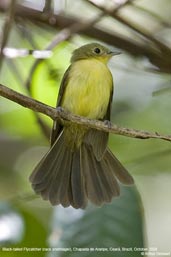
[131,3,171,28]
[88,0,171,55]
[0,3,171,73]
[1,83,171,143]
[43,0,53,13]
[0,0,17,71]
[87,0,171,75]
[13,5,153,56]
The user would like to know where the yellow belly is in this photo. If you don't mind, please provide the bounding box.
[61,59,113,119]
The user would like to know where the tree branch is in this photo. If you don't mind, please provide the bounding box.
[0,2,171,73]
[0,0,17,71]
[1,83,171,142]
[88,0,171,55]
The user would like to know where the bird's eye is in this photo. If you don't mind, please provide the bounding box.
[94,48,101,54]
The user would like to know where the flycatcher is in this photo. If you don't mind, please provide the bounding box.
[30,43,134,209]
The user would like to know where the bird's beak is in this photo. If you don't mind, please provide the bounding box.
[108,50,121,56]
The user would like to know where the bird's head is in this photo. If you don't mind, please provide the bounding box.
[71,43,120,64]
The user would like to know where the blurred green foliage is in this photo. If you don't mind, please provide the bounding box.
[58,186,144,257]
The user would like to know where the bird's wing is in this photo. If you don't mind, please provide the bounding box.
[50,66,72,146]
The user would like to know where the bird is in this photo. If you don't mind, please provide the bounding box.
[29,42,134,209]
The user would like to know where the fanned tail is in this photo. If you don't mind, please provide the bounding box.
[30,132,134,209]
[81,144,120,205]
[30,131,87,208]
[104,149,134,185]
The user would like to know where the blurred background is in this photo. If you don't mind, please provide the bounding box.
[0,0,171,256]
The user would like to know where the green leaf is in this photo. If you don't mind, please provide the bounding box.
[52,186,145,257]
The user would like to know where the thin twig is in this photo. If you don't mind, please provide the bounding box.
[87,0,171,55]
[1,83,171,142]
[0,0,17,71]
[86,0,135,14]
[131,3,171,28]
[0,3,171,72]
[43,0,53,13]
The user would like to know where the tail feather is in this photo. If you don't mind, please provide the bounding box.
[30,131,88,208]
[30,131,64,184]
[100,160,120,197]
[71,149,87,209]
[82,144,120,205]
[49,147,72,206]
[31,148,62,194]
[81,144,104,205]
[30,131,72,204]
[30,131,134,209]
[48,150,68,205]
[58,150,73,207]
[104,149,134,185]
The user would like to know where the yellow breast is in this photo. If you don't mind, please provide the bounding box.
[61,59,113,119]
